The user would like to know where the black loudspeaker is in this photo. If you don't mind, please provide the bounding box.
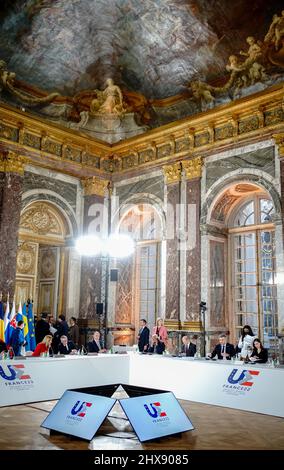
[110,269,118,282]
[96,303,104,315]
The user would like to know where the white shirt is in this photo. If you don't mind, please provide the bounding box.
[238,334,255,357]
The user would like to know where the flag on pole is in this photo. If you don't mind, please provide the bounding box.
[6,298,16,346]
[0,293,5,342]
[27,300,36,351]
[22,302,29,341]
[4,293,10,342]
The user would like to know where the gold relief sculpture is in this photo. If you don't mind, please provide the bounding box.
[182,157,203,180]
[273,133,284,157]
[0,151,28,174]
[16,242,36,274]
[20,203,61,236]
[82,176,109,197]
[0,60,59,105]
[90,78,127,116]
[264,10,284,65]
[163,162,182,184]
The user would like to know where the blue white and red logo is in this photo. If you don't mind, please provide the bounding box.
[223,368,260,395]
[227,369,260,387]
[144,401,169,423]
[0,364,31,381]
[71,400,92,418]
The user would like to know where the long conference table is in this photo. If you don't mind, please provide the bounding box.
[0,353,283,418]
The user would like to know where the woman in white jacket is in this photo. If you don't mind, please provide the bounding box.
[237,325,256,359]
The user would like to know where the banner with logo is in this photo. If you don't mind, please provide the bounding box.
[129,356,284,418]
[0,355,129,407]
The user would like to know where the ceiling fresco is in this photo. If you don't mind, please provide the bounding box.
[0,0,284,137]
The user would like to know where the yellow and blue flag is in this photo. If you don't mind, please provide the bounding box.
[0,294,5,342]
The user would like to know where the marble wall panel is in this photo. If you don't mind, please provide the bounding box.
[205,147,275,191]
[209,240,226,327]
[23,172,78,210]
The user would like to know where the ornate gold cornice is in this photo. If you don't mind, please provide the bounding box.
[0,83,284,178]
[163,162,182,184]
[182,156,203,180]
[273,133,284,157]
[82,176,109,197]
[0,151,28,174]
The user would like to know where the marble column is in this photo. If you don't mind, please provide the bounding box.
[163,163,182,328]
[182,158,203,331]
[0,151,26,298]
[79,177,109,336]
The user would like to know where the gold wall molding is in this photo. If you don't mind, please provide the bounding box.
[0,151,28,174]
[273,133,284,157]
[0,84,284,178]
[181,321,203,332]
[182,157,203,180]
[164,320,181,330]
[163,162,182,184]
[82,176,110,197]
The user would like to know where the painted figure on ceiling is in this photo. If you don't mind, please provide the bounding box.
[90,78,127,116]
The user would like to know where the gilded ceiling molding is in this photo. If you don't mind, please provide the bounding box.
[0,151,28,174]
[82,176,109,197]
[182,157,203,180]
[163,162,182,184]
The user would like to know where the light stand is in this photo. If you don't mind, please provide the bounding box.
[200,301,207,357]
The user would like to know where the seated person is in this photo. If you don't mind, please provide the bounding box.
[249,338,268,364]
[148,334,164,354]
[181,335,197,357]
[87,330,107,353]
[208,334,235,360]
[32,335,53,357]
[58,335,77,355]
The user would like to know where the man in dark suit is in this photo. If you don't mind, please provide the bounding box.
[58,335,77,355]
[35,312,50,344]
[148,334,164,354]
[87,330,106,353]
[181,335,196,357]
[137,319,150,352]
[209,334,235,360]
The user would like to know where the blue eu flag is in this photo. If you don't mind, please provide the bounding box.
[27,301,36,351]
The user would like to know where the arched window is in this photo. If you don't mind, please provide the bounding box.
[229,195,277,346]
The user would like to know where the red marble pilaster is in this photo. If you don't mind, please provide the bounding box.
[185,177,201,321]
[165,182,181,321]
[0,172,23,297]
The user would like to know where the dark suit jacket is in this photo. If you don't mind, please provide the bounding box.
[138,326,150,352]
[251,348,268,363]
[35,319,50,344]
[211,343,235,360]
[181,342,196,357]
[87,340,103,353]
[0,340,7,353]
[58,340,76,355]
[148,340,165,355]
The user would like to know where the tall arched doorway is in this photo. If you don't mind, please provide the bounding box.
[112,202,164,343]
[207,182,279,350]
[15,201,72,316]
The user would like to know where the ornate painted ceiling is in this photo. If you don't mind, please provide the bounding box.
[0,0,284,138]
[0,0,282,97]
